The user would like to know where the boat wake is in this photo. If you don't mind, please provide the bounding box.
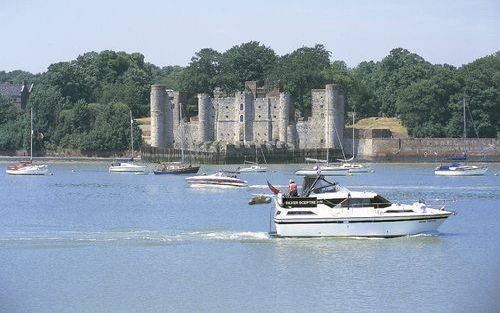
[0,230,272,247]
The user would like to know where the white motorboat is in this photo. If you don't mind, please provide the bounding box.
[6,107,49,175]
[296,165,349,176]
[269,175,453,237]
[435,163,488,176]
[6,161,49,175]
[109,158,147,173]
[186,171,248,188]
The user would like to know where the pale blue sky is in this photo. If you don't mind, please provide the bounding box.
[1,0,499,73]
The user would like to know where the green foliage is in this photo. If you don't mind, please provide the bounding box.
[267,44,331,115]
[218,41,277,92]
[0,46,498,155]
[0,96,26,150]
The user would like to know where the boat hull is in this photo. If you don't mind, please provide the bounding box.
[435,167,488,176]
[6,165,48,175]
[153,166,200,175]
[185,175,248,188]
[239,167,267,173]
[274,215,450,237]
[109,165,147,173]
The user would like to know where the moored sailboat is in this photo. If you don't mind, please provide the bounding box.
[109,110,147,173]
[434,98,488,176]
[6,107,49,175]
[153,102,200,175]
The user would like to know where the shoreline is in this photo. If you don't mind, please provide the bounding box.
[1,155,498,164]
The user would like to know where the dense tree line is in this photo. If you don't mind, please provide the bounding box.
[0,44,498,153]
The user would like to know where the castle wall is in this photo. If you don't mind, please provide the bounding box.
[213,97,238,143]
[153,83,346,150]
[252,97,273,143]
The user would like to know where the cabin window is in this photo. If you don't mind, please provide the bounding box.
[371,195,392,208]
[340,198,373,208]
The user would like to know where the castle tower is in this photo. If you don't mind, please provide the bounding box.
[243,91,254,143]
[198,93,212,142]
[278,93,290,143]
[150,85,167,148]
[325,84,344,149]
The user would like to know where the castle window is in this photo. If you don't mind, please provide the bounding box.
[258,106,261,109]
[226,115,229,119]
[320,105,324,109]
[226,106,229,109]
[240,103,244,110]
[320,139,324,143]
[321,113,324,118]
[240,115,244,122]
[273,115,277,118]
[273,106,276,109]
[258,115,261,118]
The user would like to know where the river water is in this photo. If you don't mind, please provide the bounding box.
[0,162,498,313]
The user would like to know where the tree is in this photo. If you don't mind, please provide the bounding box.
[218,41,277,92]
[267,44,331,116]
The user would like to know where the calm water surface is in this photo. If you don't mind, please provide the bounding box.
[0,162,499,313]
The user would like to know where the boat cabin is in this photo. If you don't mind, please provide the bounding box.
[281,175,392,209]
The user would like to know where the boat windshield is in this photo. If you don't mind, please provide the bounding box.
[302,175,338,196]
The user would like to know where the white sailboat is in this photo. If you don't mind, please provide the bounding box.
[239,145,267,173]
[109,110,147,173]
[6,107,49,175]
[296,113,349,176]
[434,98,488,176]
[337,112,372,173]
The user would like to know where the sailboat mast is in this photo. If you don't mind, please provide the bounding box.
[463,97,467,157]
[30,107,33,161]
[352,112,355,159]
[130,109,133,158]
[180,102,185,163]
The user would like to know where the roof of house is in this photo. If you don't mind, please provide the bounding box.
[0,82,23,97]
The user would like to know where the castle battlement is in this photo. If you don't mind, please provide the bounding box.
[149,81,345,150]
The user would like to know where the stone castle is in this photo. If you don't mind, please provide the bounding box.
[149,81,345,151]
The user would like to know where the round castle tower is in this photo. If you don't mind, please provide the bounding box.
[278,93,290,144]
[150,85,167,148]
[325,84,344,149]
[197,93,211,143]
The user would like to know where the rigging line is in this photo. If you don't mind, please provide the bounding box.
[331,115,347,161]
